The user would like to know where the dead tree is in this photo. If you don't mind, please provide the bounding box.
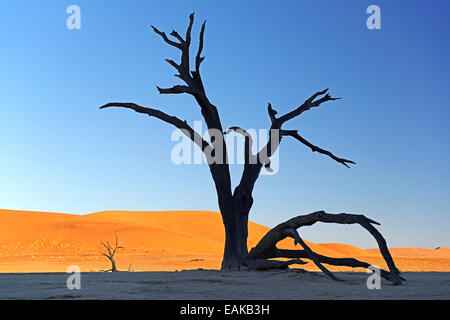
[100,232,123,272]
[100,13,402,284]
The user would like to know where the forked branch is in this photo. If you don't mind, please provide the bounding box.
[236,89,353,193]
[281,130,356,168]
[232,90,353,199]
[277,88,341,125]
[152,13,208,104]
[258,89,348,163]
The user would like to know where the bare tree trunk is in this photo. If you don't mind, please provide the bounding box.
[220,182,254,270]
[111,259,118,272]
[221,206,249,270]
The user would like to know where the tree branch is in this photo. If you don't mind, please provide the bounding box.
[195,20,206,73]
[224,126,256,164]
[267,103,278,122]
[273,249,404,283]
[243,258,307,270]
[101,240,112,256]
[100,252,112,260]
[284,227,341,281]
[151,25,182,49]
[278,89,340,124]
[185,12,194,46]
[281,129,355,168]
[99,102,213,157]
[112,231,122,256]
[103,13,233,217]
[236,90,350,195]
[150,14,220,130]
[254,90,342,168]
[156,85,193,95]
[170,30,184,44]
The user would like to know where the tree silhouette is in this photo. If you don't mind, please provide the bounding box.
[100,13,402,284]
[247,211,403,284]
[100,232,123,272]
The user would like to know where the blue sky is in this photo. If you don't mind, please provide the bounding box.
[1,1,449,249]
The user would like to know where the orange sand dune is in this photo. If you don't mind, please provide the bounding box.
[0,209,348,257]
[0,209,449,273]
[367,247,450,257]
[320,243,377,257]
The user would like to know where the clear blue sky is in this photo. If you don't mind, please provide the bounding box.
[1,1,449,249]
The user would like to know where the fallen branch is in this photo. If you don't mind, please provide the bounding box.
[246,211,403,285]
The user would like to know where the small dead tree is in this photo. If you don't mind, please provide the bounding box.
[100,232,123,272]
[100,13,403,284]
